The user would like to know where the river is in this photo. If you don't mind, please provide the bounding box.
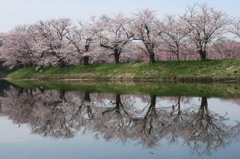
[0,80,239,159]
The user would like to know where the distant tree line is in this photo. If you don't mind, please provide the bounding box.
[0,3,240,69]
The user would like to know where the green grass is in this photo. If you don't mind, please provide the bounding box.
[6,59,240,80]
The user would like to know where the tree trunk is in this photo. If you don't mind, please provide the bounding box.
[145,95,157,116]
[83,56,89,65]
[198,97,208,120]
[200,97,208,110]
[150,95,156,108]
[114,49,120,64]
[58,58,66,68]
[143,95,157,134]
[83,92,94,119]
[199,50,207,62]
[115,94,121,109]
[177,96,181,113]
[176,54,180,62]
[83,44,90,65]
[176,50,180,62]
[102,94,122,116]
[83,92,90,102]
[60,89,66,100]
[149,53,156,64]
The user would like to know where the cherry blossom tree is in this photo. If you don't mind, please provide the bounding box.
[131,9,164,64]
[0,33,6,47]
[29,18,74,67]
[0,28,37,69]
[0,33,8,64]
[66,19,98,65]
[229,17,240,38]
[96,13,133,63]
[181,3,228,61]
[211,39,240,59]
[162,15,189,62]
[180,42,199,60]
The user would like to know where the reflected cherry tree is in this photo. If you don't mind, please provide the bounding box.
[185,97,234,155]
[0,86,239,156]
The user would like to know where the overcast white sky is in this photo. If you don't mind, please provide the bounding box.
[1,0,240,32]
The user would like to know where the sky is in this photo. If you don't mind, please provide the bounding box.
[1,0,240,32]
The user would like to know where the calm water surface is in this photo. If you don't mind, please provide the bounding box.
[0,80,239,159]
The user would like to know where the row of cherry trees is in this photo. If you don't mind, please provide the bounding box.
[1,3,240,68]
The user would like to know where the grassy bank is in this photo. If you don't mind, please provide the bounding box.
[6,59,240,81]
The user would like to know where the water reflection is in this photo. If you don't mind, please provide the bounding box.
[0,82,239,157]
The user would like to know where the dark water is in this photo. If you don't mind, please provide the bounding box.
[0,80,240,159]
